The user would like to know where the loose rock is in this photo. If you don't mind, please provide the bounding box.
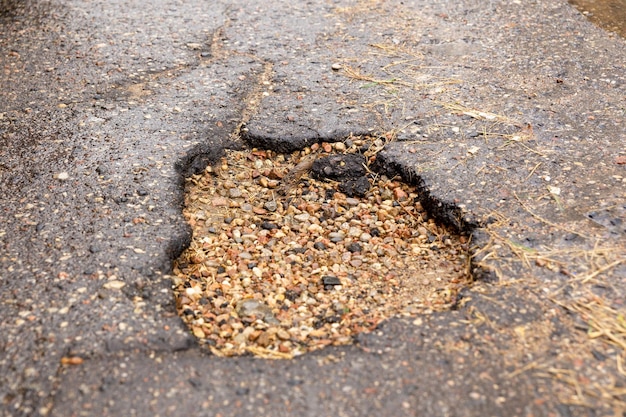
[173,144,469,358]
[322,276,342,289]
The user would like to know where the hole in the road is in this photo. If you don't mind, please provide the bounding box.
[173,136,472,358]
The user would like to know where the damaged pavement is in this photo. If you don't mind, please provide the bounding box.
[0,0,624,416]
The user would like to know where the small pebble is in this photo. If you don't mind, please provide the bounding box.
[261,222,278,230]
[264,201,278,212]
[294,213,310,222]
[103,280,125,290]
[313,242,327,250]
[334,142,346,151]
[347,242,362,253]
[277,329,291,340]
[321,276,341,289]
[348,227,361,237]
[308,224,324,233]
[236,299,279,325]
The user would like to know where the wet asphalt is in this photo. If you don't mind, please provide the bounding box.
[1,0,625,416]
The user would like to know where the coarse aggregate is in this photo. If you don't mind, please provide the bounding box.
[174,140,470,358]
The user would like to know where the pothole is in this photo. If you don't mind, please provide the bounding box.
[173,136,472,358]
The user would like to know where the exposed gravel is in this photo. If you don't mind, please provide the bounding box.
[174,140,470,358]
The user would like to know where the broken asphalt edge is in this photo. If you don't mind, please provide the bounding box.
[170,126,491,337]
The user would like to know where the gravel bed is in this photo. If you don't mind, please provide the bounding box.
[173,139,471,358]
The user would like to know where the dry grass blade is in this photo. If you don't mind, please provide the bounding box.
[504,359,547,379]
[566,300,626,351]
[474,208,623,276]
[504,140,547,157]
[580,258,624,284]
[471,212,537,269]
[342,65,409,87]
[438,102,524,127]
[551,295,626,407]
[514,192,590,239]
[618,355,626,377]
[525,162,543,181]
[370,43,424,60]
[341,65,460,91]
[540,367,626,410]
[380,57,423,71]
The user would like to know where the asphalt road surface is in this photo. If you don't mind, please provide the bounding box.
[1,0,625,416]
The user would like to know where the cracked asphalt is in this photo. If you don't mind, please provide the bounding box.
[1,0,624,416]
